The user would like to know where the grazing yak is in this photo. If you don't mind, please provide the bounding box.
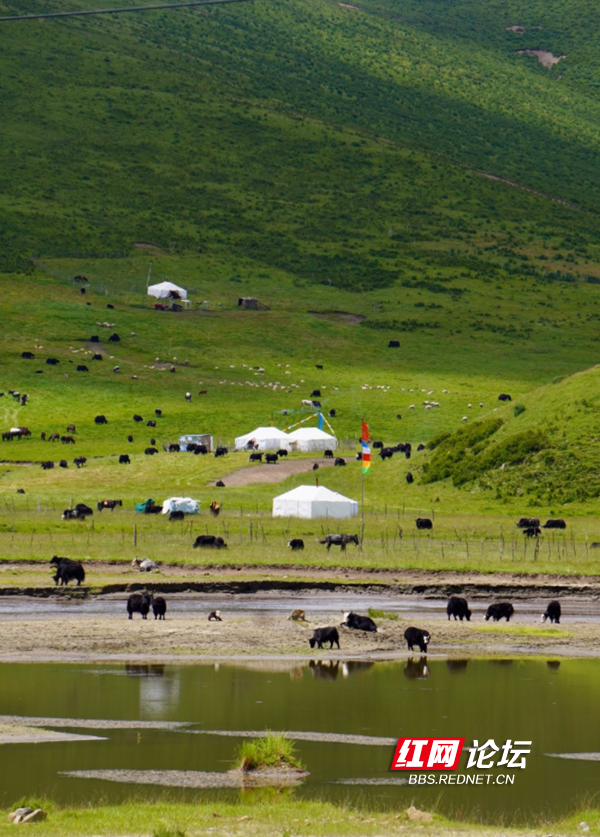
[132,558,159,572]
[485,602,515,622]
[288,538,305,551]
[416,518,433,530]
[95,415,108,424]
[276,449,288,457]
[319,533,359,551]
[145,447,158,455]
[542,601,561,624]
[152,597,167,620]
[146,419,156,428]
[74,456,87,468]
[169,510,185,521]
[46,357,60,365]
[168,444,180,452]
[334,457,346,466]
[193,535,227,549]
[50,556,85,586]
[249,452,263,462]
[341,612,377,632]
[544,519,567,529]
[517,517,540,529]
[404,627,431,653]
[447,596,471,621]
[76,365,89,372]
[21,351,34,359]
[144,503,162,514]
[97,500,123,512]
[312,463,319,470]
[208,610,223,621]
[75,503,94,516]
[406,472,414,484]
[380,447,394,460]
[214,446,228,457]
[215,480,225,487]
[59,459,68,468]
[309,627,340,649]
[127,592,153,620]
[133,414,143,423]
[119,454,130,464]
[265,453,278,464]
[522,526,541,538]
[498,393,512,402]
[323,449,334,458]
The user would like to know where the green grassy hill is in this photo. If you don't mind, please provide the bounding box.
[3,0,600,537]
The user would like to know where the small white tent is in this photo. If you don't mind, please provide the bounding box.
[272,485,358,519]
[162,497,200,515]
[148,281,188,300]
[286,426,337,453]
[235,426,291,451]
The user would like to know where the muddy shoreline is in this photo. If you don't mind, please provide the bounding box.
[0,564,599,661]
[3,563,600,600]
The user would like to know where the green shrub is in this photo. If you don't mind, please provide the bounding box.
[236,733,303,772]
[513,403,526,417]
[422,418,504,484]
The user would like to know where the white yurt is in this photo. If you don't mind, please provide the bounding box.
[161,497,200,514]
[148,281,188,300]
[234,426,291,451]
[286,426,337,453]
[272,485,358,519]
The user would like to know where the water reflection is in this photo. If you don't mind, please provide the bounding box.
[309,660,339,680]
[446,659,469,674]
[404,657,430,680]
[125,664,166,678]
[124,666,181,717]
[0,658,595,823]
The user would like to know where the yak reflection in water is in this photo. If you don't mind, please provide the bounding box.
[404,657,430,680]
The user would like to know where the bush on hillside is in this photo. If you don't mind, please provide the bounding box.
[421,418,504,484]
[513,403,526,417]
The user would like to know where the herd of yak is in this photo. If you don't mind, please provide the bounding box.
[48,555,563,655]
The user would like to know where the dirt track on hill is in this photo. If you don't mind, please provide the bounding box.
[212,457,339,485]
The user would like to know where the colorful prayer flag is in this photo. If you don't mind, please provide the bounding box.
[361,422,371,474]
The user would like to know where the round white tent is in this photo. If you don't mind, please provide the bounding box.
[235,426,291,451]
[273,485,358,519]
[286,426,337,453]
[148,281,188,300]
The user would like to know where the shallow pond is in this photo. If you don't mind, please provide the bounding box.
[1,658,599,823]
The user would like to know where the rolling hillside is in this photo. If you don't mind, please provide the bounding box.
[3,0,600,517]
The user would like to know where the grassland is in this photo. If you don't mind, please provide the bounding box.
[0,796,598,837]
[4,0,600,573]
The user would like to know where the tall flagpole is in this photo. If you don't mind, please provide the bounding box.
[360,448,364,552]
[360,419,370,552]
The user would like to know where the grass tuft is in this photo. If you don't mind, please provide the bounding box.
[236,733,304,773]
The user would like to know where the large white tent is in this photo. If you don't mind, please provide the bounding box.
[148,281,188,300]
[286,426,337,453]
[235,426,291,451]
[272,485,358,519]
